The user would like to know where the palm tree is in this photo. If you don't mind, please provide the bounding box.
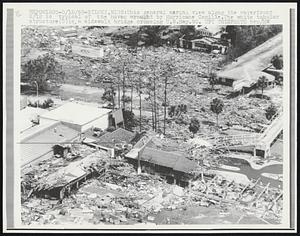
[210,98,224,127]
[257,75,268,96]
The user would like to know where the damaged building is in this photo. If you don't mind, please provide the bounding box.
[125,138,197,187]
[34,153,108,199]
[82,127,138,158]
[20,121,80,167]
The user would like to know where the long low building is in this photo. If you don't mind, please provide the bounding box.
[217,33,282,91]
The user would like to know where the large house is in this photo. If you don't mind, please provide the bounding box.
[190,37,228,54]
[20,102,116,167]
[216,33,283,92]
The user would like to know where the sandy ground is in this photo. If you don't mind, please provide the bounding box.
[154,205,270,225]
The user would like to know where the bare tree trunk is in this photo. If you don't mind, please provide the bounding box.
[153,77,157,132]
[151,101,155,130]
[163,77,167,135]
[130,83,133,112]
[122,63,126,109]
[139,79,142,132]
[111,84,115,111]
[157,106,160,131]
[118,82,120,109]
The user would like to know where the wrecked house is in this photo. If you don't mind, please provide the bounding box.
[72,43,105,59]
[125,146,196,187]
[35,153,107,199]
[82,128,137,158]
[217,32,282,92]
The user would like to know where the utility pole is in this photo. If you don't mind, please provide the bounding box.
[111,82,115,111]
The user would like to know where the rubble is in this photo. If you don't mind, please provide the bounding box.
[20,26,283,226]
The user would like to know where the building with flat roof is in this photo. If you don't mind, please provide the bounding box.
[20,121,79,167]
[40,102,112,132]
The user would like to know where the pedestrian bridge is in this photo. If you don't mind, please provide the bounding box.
[203,107,283,158]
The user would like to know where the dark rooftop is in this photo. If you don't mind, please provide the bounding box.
[139,147,196,174]
[97,128,136,148]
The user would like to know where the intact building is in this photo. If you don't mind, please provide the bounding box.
[39,102,112,133]
[217,33,282,92]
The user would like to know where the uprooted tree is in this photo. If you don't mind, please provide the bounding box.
[189,118,200,137]
[21,53,65,92]
[210,98,224,127]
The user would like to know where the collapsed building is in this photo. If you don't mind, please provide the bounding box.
[34,152,108,199]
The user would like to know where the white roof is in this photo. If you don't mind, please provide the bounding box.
[40,102,111,126]
[232,71,275,91]
[19,107,50,133]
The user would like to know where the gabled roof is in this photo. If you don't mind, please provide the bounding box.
[97,128,136,148]
[137,147,196,174]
